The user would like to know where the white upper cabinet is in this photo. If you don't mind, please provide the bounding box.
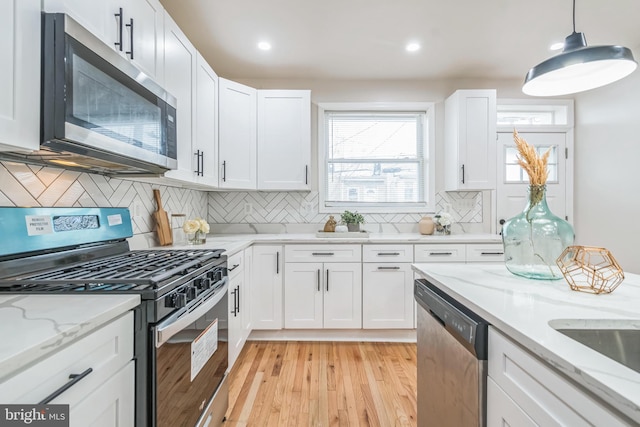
[162,12,196,183]
[218,78,258,190]
[193,52,219,187]
[257,90,311,190]
[126,0,164,84]
[444,89,497,190]
[0,0,41,152]
[43,0,164,83]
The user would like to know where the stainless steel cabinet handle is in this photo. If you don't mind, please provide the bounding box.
[377,266,401,270]
[429,252,453,256]
[276,252,279,274]
[326,269,329,292]
[481,252,504,255]
[228,264,240,271]
[312,252,334,256]
[230,287,238,316]
[222,161,226,182]
[317,269,320,292]
[461,164,465,184]
[377,252,400,256]
[39,368,93,404]
[305,165,308,185]
[236,285,240,314]
[125,18,134,59]
[114,8,124,51]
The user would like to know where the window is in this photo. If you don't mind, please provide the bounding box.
[318,103,434,213]
[504,145,559,183]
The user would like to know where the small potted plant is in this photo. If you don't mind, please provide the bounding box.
[340,210,365,232]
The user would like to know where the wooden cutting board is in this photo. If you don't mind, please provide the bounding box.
[153,189,173,246]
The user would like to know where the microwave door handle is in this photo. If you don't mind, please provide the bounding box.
[155,279,228,347]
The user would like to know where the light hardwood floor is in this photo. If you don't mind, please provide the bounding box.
[225,341,417,427]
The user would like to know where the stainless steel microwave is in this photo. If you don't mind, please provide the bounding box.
[1,13,177,175]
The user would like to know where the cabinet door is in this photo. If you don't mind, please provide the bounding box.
[444,89,497,190]
[219,78,257,189]
[42,0,119,49]
[228,274,244,369]
[362,263,414,329]
[0,0,41,152]
[251,245,283,329]
[194,52,219,187]
[69,361,135,427]
[257,90,311,190]
[127,0,164,83]
[284,262,323,329]
[162,12,196,182]
[487,377,537,427]
[323,263,362,329]
[242,246,253,339]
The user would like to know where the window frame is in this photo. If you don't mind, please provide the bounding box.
[317,102,435,214]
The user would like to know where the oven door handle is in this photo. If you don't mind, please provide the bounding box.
[155,278,228,348]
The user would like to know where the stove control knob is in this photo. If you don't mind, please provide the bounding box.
[186,286,197,300]
[194,277,210,290]
[165,292,187,308]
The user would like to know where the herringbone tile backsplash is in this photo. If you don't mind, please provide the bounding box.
[208,190,483,227]
[0,162,208,236]
[0,160,484,237]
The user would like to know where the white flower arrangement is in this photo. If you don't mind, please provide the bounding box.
[434,212,452,227]
[183,217,210,235]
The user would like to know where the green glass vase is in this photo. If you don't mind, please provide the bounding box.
[502,185,574,280]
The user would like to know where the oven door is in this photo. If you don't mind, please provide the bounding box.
[153,281,229,427]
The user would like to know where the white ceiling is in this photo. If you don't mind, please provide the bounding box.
[159,0,640,82]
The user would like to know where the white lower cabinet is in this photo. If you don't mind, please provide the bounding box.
[487,327,631,426]
[0,312,135,426]
[362,263,414,329]
[251,245,283,330]
[284,262,362,329]
[227,250,245,369]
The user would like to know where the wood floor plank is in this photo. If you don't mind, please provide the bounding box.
[226,341,417,427]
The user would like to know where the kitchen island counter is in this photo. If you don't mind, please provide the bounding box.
[412,263,640,423]
[0,294,140,380]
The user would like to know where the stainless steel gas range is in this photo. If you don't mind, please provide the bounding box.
[0,207,229,427]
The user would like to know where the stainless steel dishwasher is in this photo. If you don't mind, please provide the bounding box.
[414,278,489,427]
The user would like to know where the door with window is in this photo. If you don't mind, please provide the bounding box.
[496,131,571,232]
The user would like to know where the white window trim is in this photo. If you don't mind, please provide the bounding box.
[317,102,435,214]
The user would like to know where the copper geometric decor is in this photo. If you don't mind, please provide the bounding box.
[556,246,625,294]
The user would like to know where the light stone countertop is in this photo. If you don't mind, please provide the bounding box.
[155,232,503,256]
[0,294,140,381]
[412,263,640,423]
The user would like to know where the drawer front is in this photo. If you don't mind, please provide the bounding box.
[227,251,244,279]
[466,244,505,262]
[488,328,629,427]
[3,312,134,405]
[363,244,413,263]
[285,244,361,263]
[414,244,466,262]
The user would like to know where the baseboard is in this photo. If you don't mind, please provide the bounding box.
[247,328,417,342]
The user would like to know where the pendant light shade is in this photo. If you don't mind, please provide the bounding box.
[522,2,637,96]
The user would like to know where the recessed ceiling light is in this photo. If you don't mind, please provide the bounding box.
[406,43,421,52]
[550,42,564,51]
[257,41,272,51]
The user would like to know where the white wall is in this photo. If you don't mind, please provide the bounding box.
[574,71,640,274]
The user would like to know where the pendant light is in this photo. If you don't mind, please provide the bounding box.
[522,0,637,96]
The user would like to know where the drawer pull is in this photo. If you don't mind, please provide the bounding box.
[429,252,453,256]
[39,368,93,404]
[228,264,240,272]
[377,252,400,256]
[377,266,400,270]
[312,252,334,256]
[481,251,504,255]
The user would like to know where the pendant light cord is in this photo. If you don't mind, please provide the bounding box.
[572,0,576,33]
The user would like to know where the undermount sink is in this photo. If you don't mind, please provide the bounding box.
[549,319,640,374]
